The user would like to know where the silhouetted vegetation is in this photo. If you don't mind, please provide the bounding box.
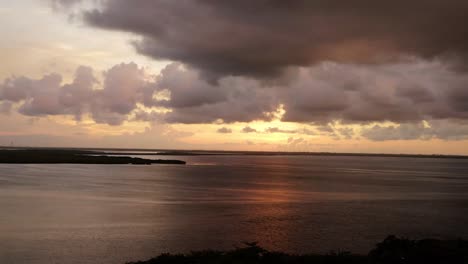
[0,149,186,165]
[127,236,468,264]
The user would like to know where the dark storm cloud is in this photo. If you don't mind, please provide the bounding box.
[68,0,468,78]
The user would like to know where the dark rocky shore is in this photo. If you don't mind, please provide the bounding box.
[128,236,468,264]
[0,149,186,165]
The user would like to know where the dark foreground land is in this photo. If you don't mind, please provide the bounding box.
[128,236,468,264]
[0,149,186,165]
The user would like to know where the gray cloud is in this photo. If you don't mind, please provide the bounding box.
[242,126,257,133]
[287,137,305,146]
[337,127,355,140]
[132,110,164,123]
[361,123,429,141]
[157,60,468,125]
[0,102,12,114]
[2,62,269,126]
[1,67,96,119]
[89,63,157,125]
[279,61,468,124]
[0,63,161,126]
[54,0,468,78]
[4,59,468,140]
[263,127,318,136]
[217,127,232,134]
[429,121,468,140]
[361,121,468,141]
[265,127,297,134]
[155,63,277,124]
[302,129,317,136]
[50,0,81,8]
[317,124,335,133]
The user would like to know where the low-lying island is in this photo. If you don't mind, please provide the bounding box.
[0,149,186,165]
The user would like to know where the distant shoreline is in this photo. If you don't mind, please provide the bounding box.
[0,149,186,165]
[131,151,468,160]
[1,146,467,160]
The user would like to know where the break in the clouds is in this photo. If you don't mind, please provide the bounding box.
[60,0,468,78]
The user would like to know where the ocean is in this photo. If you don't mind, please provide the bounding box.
[1,153,468,263]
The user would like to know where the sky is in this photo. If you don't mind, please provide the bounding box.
[1,0,468,154]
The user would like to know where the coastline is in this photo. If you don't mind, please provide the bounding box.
[0,149,186,165]
[2,146,468,160]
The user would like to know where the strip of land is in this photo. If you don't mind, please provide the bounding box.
[0,149,186,165]
[90,149,468,159]
[2,147,468,160]
[128,236,468,264]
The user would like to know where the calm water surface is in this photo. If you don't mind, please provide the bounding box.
[1,155,468,263]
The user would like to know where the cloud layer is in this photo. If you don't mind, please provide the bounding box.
[6,1,468,142]
[63,0,468,78]
[362,121,468,141]
[157,61,468,125]
[0,63,157,125]
[2,60,468,138]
